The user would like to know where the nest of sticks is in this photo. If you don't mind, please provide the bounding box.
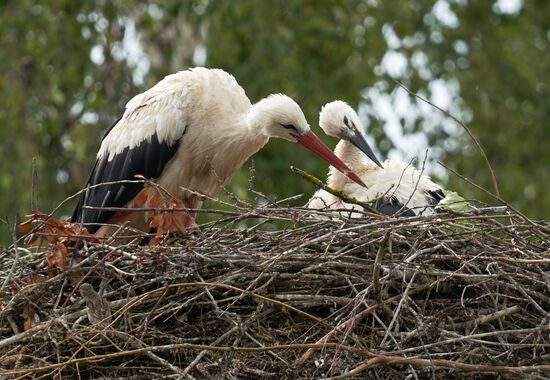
[1,194,550,379]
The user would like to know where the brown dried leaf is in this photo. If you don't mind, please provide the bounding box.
[45,243,68,269]
[23,274,45,285]
[18,218,34,234]
[135,188,149,208]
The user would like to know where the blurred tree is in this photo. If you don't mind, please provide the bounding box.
[1,0,548,244]
[443,2,550,217]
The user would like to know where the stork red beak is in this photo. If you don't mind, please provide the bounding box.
[297,130,367,187]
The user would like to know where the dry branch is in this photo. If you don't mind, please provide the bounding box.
[1,198,549,379]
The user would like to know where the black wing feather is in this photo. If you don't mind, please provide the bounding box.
[426,189,445,207]
[374,188,445,217]
[72,130,181,234]
[374,196,416,217]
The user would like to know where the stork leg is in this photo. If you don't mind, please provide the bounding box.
[169,201,196,247]
[180,200,196,229]
[163,198,197,237]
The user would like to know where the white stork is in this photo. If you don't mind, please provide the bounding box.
[308,101,445,217]
[72,68,366,236]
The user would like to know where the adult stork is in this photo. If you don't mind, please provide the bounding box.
[72,68,366,236]
[307,101,444,217]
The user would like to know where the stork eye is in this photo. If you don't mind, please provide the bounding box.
[281,124,298,132]
[343,116,349,126]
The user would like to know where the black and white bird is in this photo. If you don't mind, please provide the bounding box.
[72,68,366,236]
[308,101,445,217]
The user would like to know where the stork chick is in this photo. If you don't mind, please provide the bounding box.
[72,68,366,237]
[308,101,444,216]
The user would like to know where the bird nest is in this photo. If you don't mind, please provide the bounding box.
[1,198,549,379]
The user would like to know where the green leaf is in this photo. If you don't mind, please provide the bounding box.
[436,190,470,212]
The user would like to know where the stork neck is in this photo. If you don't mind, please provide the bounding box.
[246,101,271,136]
[334,140,364,170]
[328,140,364,188]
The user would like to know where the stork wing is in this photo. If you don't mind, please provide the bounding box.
[72,82,189,234]
[374,188,445,217]
[374,196,416,217]
[71,129,181,234]
[426,189,445,207]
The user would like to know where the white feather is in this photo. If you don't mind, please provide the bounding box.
[91,67,311,236]
[308,101,443,216]
[98,68,247,159]
[308,157,442,215]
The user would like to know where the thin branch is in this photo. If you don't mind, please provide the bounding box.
[290,166,380,215]
[394,80,500,197]
[331,355,550,378]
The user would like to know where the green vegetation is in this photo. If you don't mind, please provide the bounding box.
[1,1,548,243]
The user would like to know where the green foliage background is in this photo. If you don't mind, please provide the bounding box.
[1,0,548,243]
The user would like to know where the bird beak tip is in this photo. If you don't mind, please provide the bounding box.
[348,132,384,170]
[348,171,367,187]
[297,130,366,187]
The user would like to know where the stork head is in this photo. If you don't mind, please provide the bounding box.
[249,94,367,187]
[250,94,310,141]
[319,101,383,168]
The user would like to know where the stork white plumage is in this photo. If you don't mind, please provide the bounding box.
[72,68,365,236]
[308,101,445,217]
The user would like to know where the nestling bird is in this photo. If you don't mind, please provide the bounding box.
[308,101,444,216]
[79,283,112,328]
[71,68,365,237]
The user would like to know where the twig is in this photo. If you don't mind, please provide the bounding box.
[372,231,392,316]
[395,80,500,197]
[440,161,545,231]
[290,166,380,215]
[294,284,430,368]
[0,343,372,376]
[1,221,20,291]
[31,157,38,211]
[2,192,548,377]
[330,354,550,378]
[396,149,428,215]
[446,305,522,330]
[183,326,238,375]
